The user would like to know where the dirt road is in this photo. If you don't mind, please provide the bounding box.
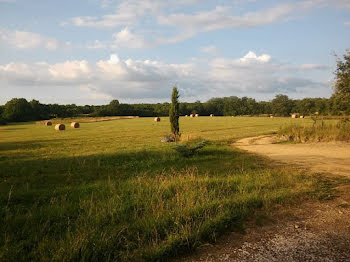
[179,136,350,262]
[235,135,350,177]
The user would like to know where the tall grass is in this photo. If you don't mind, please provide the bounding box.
[1,160,317,261]
[279,119,350,142]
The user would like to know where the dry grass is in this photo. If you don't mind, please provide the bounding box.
[279,119,350,142]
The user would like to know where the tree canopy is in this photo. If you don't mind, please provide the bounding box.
[332,49,350,114]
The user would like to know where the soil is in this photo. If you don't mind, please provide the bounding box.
[235,135,350,177]
[178,136,350,262]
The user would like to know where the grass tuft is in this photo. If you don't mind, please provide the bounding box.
[173,140,209,158]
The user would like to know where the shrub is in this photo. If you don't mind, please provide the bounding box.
[173,140,209,157]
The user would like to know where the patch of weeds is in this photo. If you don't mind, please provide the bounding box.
[311,175,342,201]
[173,140,209,158]
[337,203,350,208]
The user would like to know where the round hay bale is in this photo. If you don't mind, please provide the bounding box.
[190,114,195,118]
[154,117,161,122]
[45,121,52,126]
[71,122,80,128]
[210,114,214,117]
[185,115,188,117]
[270,116,274,118]
[55,124,65,131]
[291,114,299,119]
[195,114,199,117]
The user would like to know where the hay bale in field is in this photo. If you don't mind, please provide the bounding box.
[154,117,161,122]
[291,114,299,119]
[195,114,199,117]
[190,114,195,118]
[270,115,274,118]
[71,122,80,128]
[210,114,214,117]
[55,124,65,131]
[45,121,52,126]
[185,115,188,117]
[300,115,305,119]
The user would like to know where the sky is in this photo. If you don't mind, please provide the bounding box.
[0,0,349,105]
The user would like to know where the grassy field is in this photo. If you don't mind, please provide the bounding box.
[0,117,328,261]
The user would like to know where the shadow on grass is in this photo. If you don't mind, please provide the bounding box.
[0,139,67,151]
[0,145,265,205]
[0,141,333,262]
[0,127,27,131]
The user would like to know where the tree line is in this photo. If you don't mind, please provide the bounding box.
[0,94,347,124]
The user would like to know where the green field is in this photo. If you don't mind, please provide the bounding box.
[0,117,324,261]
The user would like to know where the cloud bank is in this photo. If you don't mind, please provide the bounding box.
[0,51,331,104]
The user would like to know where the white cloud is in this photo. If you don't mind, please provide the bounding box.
[298,64,330,70]
[0,52,332,104]
[62,0,348,50]
[79,84,113,101]
[0,27,60,50]
[201,45,220,56]
[111,28,149,49]
[72,0,163,28]
[158,2,315,32]
[239,51,271,63]
[345,21,350,26]
[65,0,332,49]
[49,61,91,80]
[71,0,203,29]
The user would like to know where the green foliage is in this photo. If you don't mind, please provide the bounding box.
[3,98,34,122]
[173,140,209,157]
[169,87,180,139]
[107,99,120,115]
[271,94,294,116]
[0,106,5,125]
[332,49,350,113]
[29,99,50,120]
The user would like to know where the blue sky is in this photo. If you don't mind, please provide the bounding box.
[0,0,349,105]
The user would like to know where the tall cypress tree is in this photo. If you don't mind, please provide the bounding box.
[169,86,180,141]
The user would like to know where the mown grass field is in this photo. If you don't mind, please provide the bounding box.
[0,116,328,261]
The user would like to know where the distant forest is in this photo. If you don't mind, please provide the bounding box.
[0,94,349,124]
